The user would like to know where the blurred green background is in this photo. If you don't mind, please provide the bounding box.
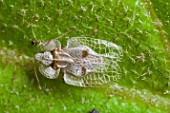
[0,0,170,113]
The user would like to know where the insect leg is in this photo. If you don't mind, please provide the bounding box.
[34,60,42,90]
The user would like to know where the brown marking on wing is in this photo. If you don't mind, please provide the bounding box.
[82,50,88,58]
[82,66,86,76]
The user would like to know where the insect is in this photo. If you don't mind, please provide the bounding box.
[35,37,122,87]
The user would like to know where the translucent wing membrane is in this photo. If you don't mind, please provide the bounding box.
[64,56,121,87]
[65,56,103,77]
[66,37,122,59]
[64,67,121,87]
[63,37,122,87]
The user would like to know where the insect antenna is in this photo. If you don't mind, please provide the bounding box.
[56,26,75,39]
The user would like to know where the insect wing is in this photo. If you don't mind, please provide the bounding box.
[66,37,121,57]
[64,45,103,77]
[65,55,103,77]
[64,69,120,87]
[63,37,122,87]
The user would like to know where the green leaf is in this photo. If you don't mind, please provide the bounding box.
[0,0,169,113]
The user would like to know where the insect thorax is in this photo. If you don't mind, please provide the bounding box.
[51,48,74,69]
